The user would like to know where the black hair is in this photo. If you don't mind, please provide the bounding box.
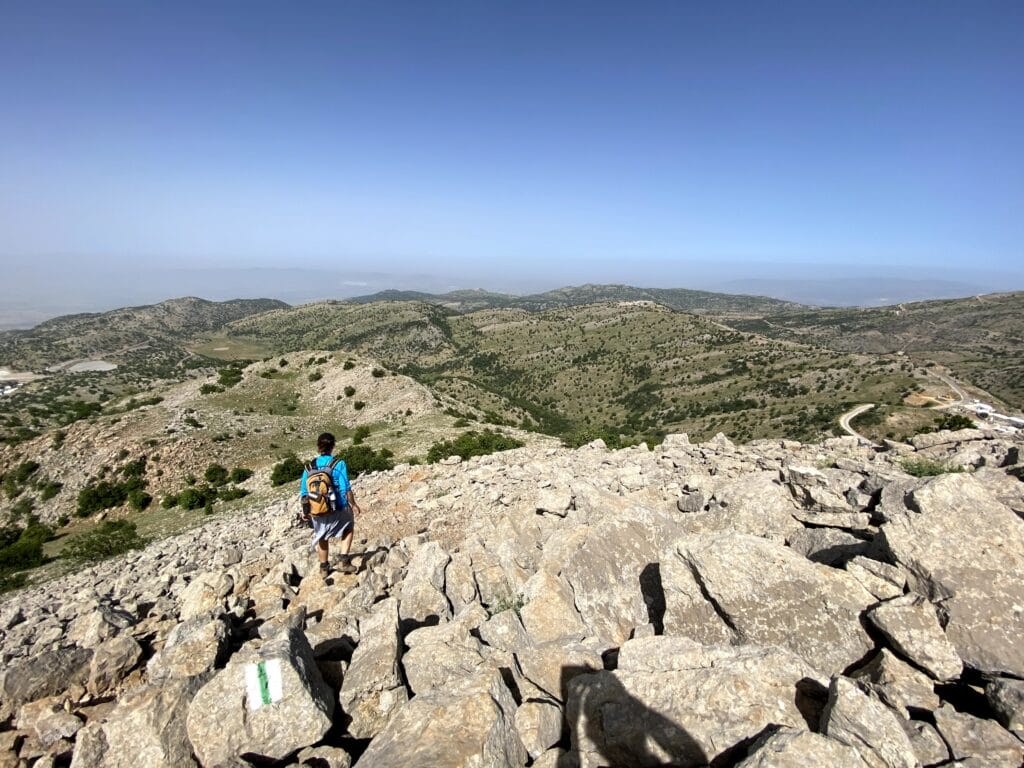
[317,432,336,454]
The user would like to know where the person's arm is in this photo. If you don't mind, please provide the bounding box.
[346,489,362,517]
[299,467,311,519]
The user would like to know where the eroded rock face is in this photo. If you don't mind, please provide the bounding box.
[72,677,202,768]
[664,533,875,674]
[185,624,334,767]
[567,637,825,768]
[879,473,1024,677]
[821,676,918,768]
[933,703,1024,768]
[339,597,408,738]
[866,594,962,681]
[354,669,527,768]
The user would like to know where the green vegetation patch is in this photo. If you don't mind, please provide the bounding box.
[900,457,966,478]
[63,520,147,562]
[426,429,524,463]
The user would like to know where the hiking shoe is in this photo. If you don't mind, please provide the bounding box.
[336,555,357,575]
[319,562,331,580]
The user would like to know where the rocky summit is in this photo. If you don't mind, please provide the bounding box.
[2,428,1024,767]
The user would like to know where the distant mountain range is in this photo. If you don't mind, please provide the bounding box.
[711,278,989,307]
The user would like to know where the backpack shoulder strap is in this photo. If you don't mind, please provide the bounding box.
[327,456,344,470]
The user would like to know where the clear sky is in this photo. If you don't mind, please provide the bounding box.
[1,1,1022,311]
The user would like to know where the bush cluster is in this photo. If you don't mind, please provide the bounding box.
[270,454,305,486]
[426,430,524,464]
[63,520,147,562]
[343,446,394,478]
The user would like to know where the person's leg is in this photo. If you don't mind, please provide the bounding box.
[336,525,355,572]
[317,538,330,577]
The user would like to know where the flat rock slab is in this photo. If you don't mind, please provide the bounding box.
[879,474,1024,677]
[567,637,825,768]
[866,594,962,681]
[666,532,876,675]
[933,703,1024,768]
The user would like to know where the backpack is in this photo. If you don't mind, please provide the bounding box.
[304,456,343,516]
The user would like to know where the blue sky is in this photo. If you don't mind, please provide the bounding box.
[1,1,1022,309]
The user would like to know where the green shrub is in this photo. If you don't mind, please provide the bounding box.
[57,515,70,527]
[184,416,204,429]
[204,464,229,486]
[200,383,224,395]
[353,401,366,411]
[76,478,143,517]
[344,386,356,398]
[279,358,288,367]
[217,367,243,388]
[343,446,395,478]
[371,368,385,378]
[39,481,63,501]
[426,430,524,464]
[270,454,305,487]
[3,461,40,499]
[218,487,249,502]
[900,457,964,478]
[453,418,469,428]
[177,485,217,510]
[0,521,54,573]
[352,425,371,445]
[343,360,355,370]
[161,494,179,508]
[308,371,323,382]
[229,467,253,483]
[63,520,146,562]
[127,490,152,511]
[936,413,975,431]
[0,573,27,593]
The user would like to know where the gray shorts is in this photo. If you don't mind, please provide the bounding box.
[310,505,353,548]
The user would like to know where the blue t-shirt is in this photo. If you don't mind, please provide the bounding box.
[298,455,351,503]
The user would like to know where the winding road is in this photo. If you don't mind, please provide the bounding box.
[838,403,880,447]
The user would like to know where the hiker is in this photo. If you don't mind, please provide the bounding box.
[299,432,362,578]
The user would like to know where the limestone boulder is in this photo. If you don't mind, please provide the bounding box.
[821,676,918,768]
[398,541,452,628]
[185,623,334,766]
[88,635,143,695]
[845,557,905,600]
[849,649,939,712]
[515,699,563,760]
[2,648,92,708]
[67,606,135,649]
[478,608,533,654]
[516,641,604,703]
[878,473,1024,676]
[665,533,875,674]
[402,633,488,696]
[177,571,233,622]
[71,677,202,768]
[353,668,527,768]
[987,677,1024,736]
[933,703,1024,768]
[567,637,825,768]
[866,594,962,680]
[16,696,83,749]
[146,615,228,682]
[339,597,408,738]
[736,726,868,768]
[519,570,587,645]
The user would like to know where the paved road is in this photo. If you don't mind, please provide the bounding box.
[838,403,880,447]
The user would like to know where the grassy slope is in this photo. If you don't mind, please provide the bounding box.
[733,292,1024,410]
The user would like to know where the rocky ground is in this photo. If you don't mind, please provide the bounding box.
[1,427,1023,767]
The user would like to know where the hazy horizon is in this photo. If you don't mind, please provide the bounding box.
[2,2,1022,326]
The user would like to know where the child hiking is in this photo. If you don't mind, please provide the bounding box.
[299,432,362,579]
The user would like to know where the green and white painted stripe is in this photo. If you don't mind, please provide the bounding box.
[245,658,284,710]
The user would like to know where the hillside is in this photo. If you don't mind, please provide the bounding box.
[226,299,918,444]
[2,429,1023,766]
[350,283,807,316]
[733,291,1024,409]
[0,297,287,370]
